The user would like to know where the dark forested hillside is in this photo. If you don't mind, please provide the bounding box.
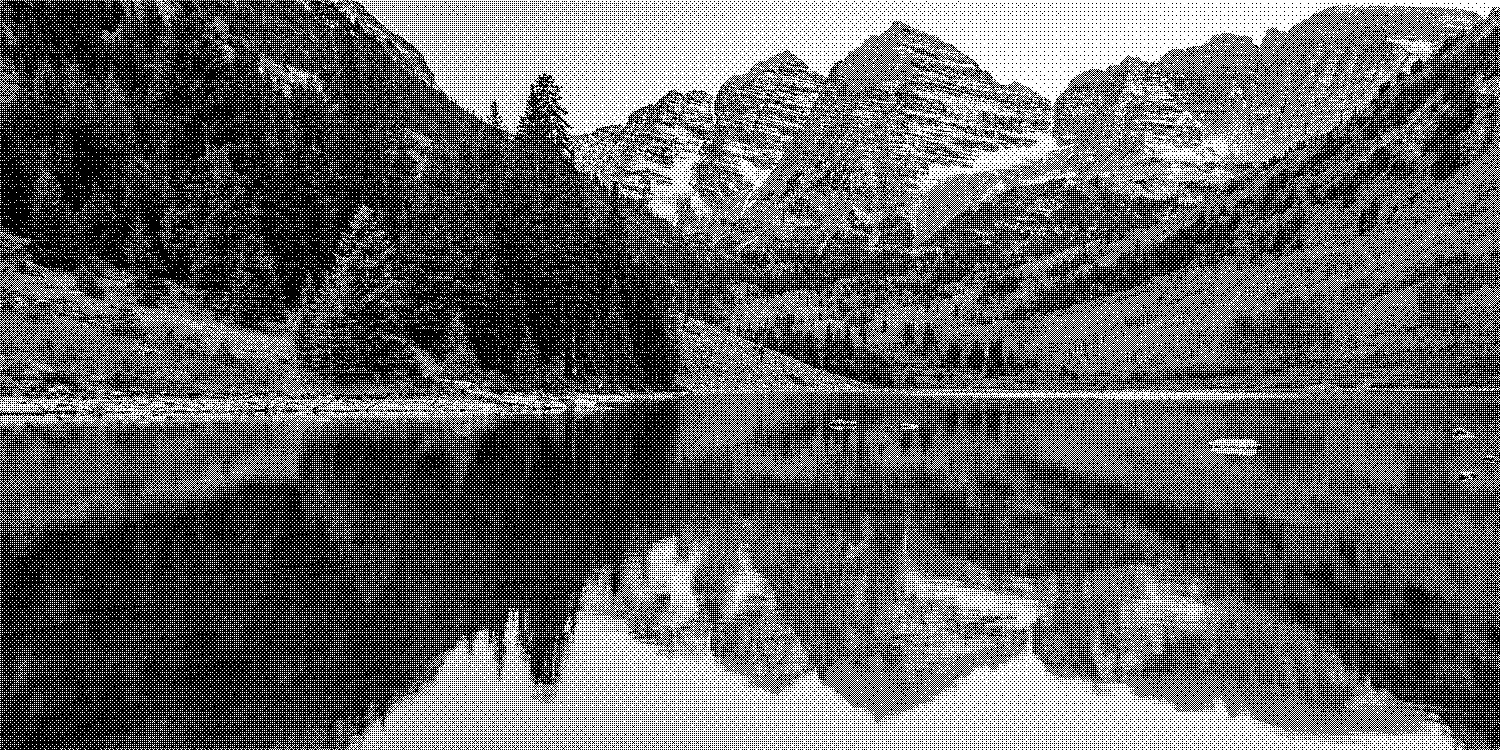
[0,0,682,391]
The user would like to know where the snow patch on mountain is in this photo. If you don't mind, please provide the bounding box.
[649,147,711,223]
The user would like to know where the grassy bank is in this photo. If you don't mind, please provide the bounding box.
[0,267,870,419]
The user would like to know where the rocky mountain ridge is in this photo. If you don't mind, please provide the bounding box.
[578,6,1478,284]
[917,5,1480,249]
[0,0,479,148]
[576,51,826,223]
[732,22,1055,259]
[993,8,1500,384]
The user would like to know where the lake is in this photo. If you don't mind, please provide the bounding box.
[3,393,1499,749]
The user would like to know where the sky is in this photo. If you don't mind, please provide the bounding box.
[359,0,1497,133]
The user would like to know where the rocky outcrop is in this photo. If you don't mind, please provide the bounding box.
[1002,8,1500,382]
[575,90,716,222]
[576,52,825,223]
[915,5,1479,257]
[735,22,1054,254]
[1055,6,1480,164]
[695,52,826,216]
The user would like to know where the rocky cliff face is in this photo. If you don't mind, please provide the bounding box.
[575,90,716,222]
[918,5,1479,259]
[1036,5,1478,179]
[735,22,1054,255]
[218,0,479,146]
[999,9,1500,383]
[695,52,826,216]
[576,51,825,223]
[577,21,1056,248]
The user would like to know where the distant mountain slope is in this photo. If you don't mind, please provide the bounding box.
[677,319,866,392]
[1007,9,1500,384]
[0,0,486,149]
[919,5,1479,261]
[731,22,1055,258]
[581,7,1478,314]
[575,52,826,222]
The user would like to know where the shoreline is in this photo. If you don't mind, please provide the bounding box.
[0,391,682,423]
[4,384,1499,424]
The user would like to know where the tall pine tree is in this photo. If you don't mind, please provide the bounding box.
[294,207,416,379]
[497,74,590,380]
[26,171,83,268]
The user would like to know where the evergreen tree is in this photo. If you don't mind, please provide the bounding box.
[514,74,572,168]
[259,143,337,306]
[122,220,172,307]
[120,219,156,271]
[439,312,481,379]
[26,171,83,267]
[294,260,358,377]
[295,207,416,379]
[220,241,283,328]
[75,190,124,266]
[965,343,988,371]
[496,74,593,379]
[941,342,963,368]
[0,129,34,233]
[132,273,171,308]
[985,339,1009,377]
[162,150,261,288]
[627,256,682,389]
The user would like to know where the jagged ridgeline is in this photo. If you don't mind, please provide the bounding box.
[1007,8,1500,384]
[571,7,1485,387]
[580,8,1476,276]
[0,0,681,388]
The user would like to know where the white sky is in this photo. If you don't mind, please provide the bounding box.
[359,1,1496,133]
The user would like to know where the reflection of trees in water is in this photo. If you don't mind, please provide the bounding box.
[8,394,1500,746]
[3,405,680,749]
[1031,563,1427,737]
[669,395,1500,747]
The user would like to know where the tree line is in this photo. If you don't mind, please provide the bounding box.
[0,3,681,389]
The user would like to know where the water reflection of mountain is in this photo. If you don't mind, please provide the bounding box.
[667,394,1500,747]
[3,394,1499,748]
[601,514,1444,739]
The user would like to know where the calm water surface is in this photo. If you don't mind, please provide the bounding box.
[3,393,1499,749]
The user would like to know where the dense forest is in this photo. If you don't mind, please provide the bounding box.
[0,1,682,390]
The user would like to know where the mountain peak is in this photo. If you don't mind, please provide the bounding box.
[749,51,809,74]
[1296,5,1481,30]
[876,20,956,48]
[837,20,972,82]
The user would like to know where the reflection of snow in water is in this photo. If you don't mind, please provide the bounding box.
[904,574,1041,629]
[627,536,776,625]
[358,612,1456,750]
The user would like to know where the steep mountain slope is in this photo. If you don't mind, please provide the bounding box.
[581,7,1477,314]
[1005,10,1500,385]
[576,52,826,223]
[0,0,486,149]
[921,6,1479,257]
[575,90,717,222]
[695,52,828,217]
[731,22,1054,257]
[1059,7,1479,163]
